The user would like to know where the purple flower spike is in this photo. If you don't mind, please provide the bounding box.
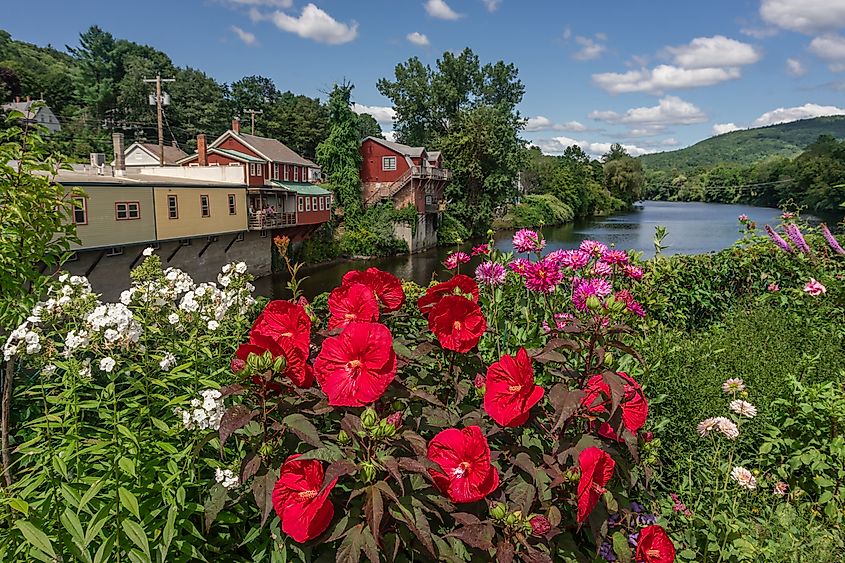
[765,225,792,253]
[821,224,845,256]
[784,223,811,255]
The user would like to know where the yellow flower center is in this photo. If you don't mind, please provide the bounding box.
[508,385,522,393]
[297,489,318,501]
[453,320,462,330]
[647,549,661,558]
[452,461,471,478]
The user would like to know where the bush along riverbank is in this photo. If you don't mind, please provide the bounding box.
[1,213,844,561]
[492,193,575,229]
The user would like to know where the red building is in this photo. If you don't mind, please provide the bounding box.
[179,119,332,238]
[359,136,450,214]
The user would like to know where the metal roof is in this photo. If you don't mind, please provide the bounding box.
[272,181,332,195]
[211,147,264,163]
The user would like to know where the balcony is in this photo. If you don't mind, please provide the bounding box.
[411,165,451,181]
[248,211,296,230]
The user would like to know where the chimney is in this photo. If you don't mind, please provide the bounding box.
[171,139,178,148]
[112,133,126,176]
[197,134,207,166]
[232,117,240,134]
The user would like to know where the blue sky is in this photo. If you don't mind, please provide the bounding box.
[5,0,845,156]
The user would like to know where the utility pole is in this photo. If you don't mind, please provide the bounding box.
[244,109,263,134]
[143,74,175,165]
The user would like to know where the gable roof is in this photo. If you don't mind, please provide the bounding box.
[363,136,426,158]
[2,100,52,120]
[128,142,189,165]
[207,130,317,167]
[427,151,441,161]
[210,147,264,163]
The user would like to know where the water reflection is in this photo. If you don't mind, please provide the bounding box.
[256,201,825,299]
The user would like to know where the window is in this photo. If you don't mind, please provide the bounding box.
[249,163,262,176]
[305,197,311,212]
[311,197,317,211]
[284,165,289,181]
[106,247,124,257]
[167,195,178,219]
[294,167,299,182]
[200,195,210,218]
[382,156,397,171]
[273,163,279,180]
[319,197,324,211]
[72,196,88,225]
[298,197,304,212]
[425,194,433,205]
[115,201,140,220]
[325,196,331,209]
[228,194,237,215]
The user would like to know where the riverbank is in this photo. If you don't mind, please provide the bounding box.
[491,193,575,229]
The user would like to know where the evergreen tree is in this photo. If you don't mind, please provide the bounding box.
[316,83,363,222]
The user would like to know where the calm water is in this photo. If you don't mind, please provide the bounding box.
[256,201,822,299]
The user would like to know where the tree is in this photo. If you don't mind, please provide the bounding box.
[0,67,20,101]
[355,112,383,140]
[67,26,120,119]
[264,92,329,158]
[604,153,645,207]
[227,75,279,125]
[316,83,363,222]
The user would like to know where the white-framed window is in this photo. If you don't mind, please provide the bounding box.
[382,156,397,171]
[284,165,289,181]
[228,194,237,215]
[319,197,324,211]
[115,201,140,220]
[325,196,331,209]
[294,167,299,182]
[72,196,88,225]
[311,196,317,211]
[273,163,279,180]
[305,197,311,211]
[200,194,210,218]
[249,163,262,176]
[167,195,178,219]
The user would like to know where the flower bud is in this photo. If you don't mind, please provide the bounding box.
[391,400,404,412]
[259,442,274,457]
[586,295,601,311]
[230,357,246,374]
[529,515,551,536]
[643,431,654,443]
[272,355,287,374]
[338,430,350,444]
[504,510,523,527]
[566,468,581,483]
[360,407,378,429]
[473,374,486,389]
[489,502,507,520]
[360,461,377,484]
[385,412,403,429]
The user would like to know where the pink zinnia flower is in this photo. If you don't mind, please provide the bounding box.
[804,278,826,296]
[524,257,563,294]
[508,258,531,277]
[821,224,845,256]
[553,249,590,270]
[512,229,545,253]
[590,261,613,278]
[601,249,629,265]
[444,252,471,270]
[471,243,491,256]
[738,214,749,222]
[623,264,644,280]
[475,262,507,286]
[572,278,612,311]
[767,282,780,292]
[765,225,792,253]
[579,240,608,257]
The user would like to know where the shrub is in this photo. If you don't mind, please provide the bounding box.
[493,194,575,229]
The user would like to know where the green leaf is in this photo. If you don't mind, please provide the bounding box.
[121,519,151,562]
[282,413,323,448]
[204,483,229,532]
[612,531,632,563]
[60,508,86,545]
[8,498,29,516]
[119,487,141,520]
[15,521,56,559]
[118,456,136,477]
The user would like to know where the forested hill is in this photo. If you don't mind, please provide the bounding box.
[639,116,845,172]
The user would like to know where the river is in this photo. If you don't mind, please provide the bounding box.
[255,201,822,299]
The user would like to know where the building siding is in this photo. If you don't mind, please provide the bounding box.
[67,185,156,249]
[154,187,247,240]
[360,139,409,183]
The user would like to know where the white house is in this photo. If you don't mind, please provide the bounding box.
[2,97,61,132]
[122,142,189,167]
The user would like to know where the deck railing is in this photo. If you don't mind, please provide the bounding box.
[248,211,296,230]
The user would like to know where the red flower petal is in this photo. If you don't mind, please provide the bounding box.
[576,447,615,523]
[428,295,486,353]
[427,426,499,503]
[484,348,545,427]
[581,371,648,441]
[272,455,337,543]
[342,268,405,312]
[236,333,312,389]
[328,282,379,330]
[251,300,311,355]
[313,322,397,406]
[636,525,676,563]
[417,275,479,317]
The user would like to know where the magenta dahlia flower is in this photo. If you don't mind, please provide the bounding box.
[475,262,507,286]
[590,261,613,278]
[623,264,644,280]
[579,240,608,257]
[601,249,629,265]
[444,252,471,270]
[508,258,531,277]
[512,229,545,254]
[572,278,613,311]
[524,257,563,294]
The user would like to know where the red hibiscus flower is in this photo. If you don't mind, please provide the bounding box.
[427,426,499,503]
[327,282,379,330]
[417,275,480,317]
[428,295,486,353]
[636,525,676,563]
[251,300,311,355]
[235,333,313,388]
[581,372,648,441]
[484,348,545,427]
[272,454,337,543]
[312,321,397,406]
[342,268,405,312]
[576,447,615,523]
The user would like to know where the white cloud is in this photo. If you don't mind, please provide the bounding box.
[713,123,741,135]
[786,58,806,76]
[406,32,430,46]
[666,35,761,69]
[752,103,845,127]
[230,26,258,46]
[260,3,358,45]
[482,0,502,11]
[760,0,845,34]
[425,0,462,20]
[218,0,293,7]
[740,26,778,39]
[383,131,397,142]
[622,126,667,138]
[525,116,587,132]
[532,136,653,158]
[589,96,707,126]
[562,26,572,40]
[352,104,396,125]
[573,35,606,61]
[593,65,741,95]
[660,138,679,146]
[809,35,845,72]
